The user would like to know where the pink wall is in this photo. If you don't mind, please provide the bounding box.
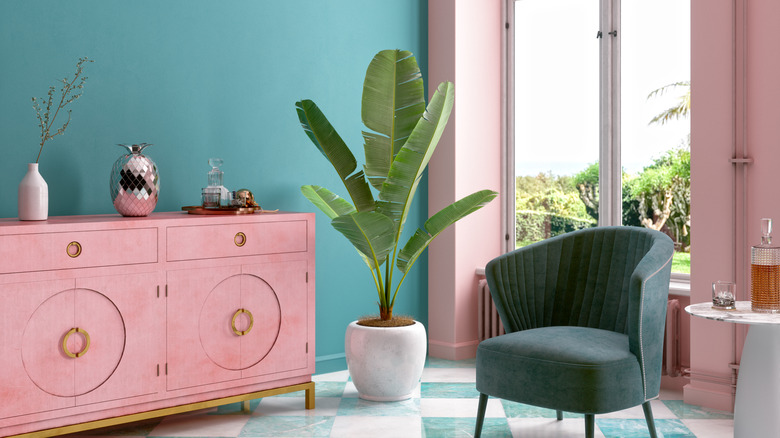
[427,0,504,360]
[688,0,780,412]
[426,0,780,413]
[687,0,737,411]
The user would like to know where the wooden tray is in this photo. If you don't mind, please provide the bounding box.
[182,205,263,215]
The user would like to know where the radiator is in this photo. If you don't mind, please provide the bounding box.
[477,279,505,341]
[663,298,683,377]
[477,280,685,378]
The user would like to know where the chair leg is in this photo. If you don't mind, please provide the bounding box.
[642,401,659,438]
[475,393,489,438]
[556,410,563,421]
[584,414,595,438]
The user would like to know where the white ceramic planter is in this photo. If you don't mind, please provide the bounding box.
[344,320,427,401]
[18,163,48,221]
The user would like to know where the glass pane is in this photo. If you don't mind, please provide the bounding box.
[621,0,690,273]
[514,0,600,249]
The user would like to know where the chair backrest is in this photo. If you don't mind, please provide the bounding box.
[485,226,673,335]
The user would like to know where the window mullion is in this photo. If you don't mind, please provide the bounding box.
[599,0,622,227]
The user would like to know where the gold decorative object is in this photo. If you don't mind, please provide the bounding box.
[67,241,82,258]
[62,327,91,358]
[231,308,254,336]
[235,189,259,207]
[234,232,247,247]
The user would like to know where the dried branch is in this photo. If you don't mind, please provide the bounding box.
[31,57,93,163]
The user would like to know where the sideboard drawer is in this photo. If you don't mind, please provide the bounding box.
[166,220,307,261]
[0,228,157,274]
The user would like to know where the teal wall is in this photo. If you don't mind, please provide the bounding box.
[0,0,429,374]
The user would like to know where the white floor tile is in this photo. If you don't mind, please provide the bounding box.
[253,396,341,417]
[421,397,505,418]
[342,381,359,398]
[148,413,249,437]
[420,367,476,383]
[313,370,351,382]
[508,417,605,438]
[330,416,422,438]
[682,419,735,438]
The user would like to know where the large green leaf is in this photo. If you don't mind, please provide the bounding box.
[331,212,395,271]
[362,50,426,190]
[378,81,455,231]
[300,185,356,219]
[296,99,375,212]
[397,189,498,273]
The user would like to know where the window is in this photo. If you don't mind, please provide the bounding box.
[506,0,691,275]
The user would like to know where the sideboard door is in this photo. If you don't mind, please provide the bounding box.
[166,265,243,391]
[0,280,77,420]
[240,259,309,378]
[75,272,165,406]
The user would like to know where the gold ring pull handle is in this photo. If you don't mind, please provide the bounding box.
[62,327,91,358]
[67,241,82,258]
[231,308,254,336]
[234,232,247,247]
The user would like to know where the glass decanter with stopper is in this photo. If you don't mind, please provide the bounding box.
[204,158,230,206]
[751,218,780,312]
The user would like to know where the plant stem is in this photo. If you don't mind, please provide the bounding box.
[33,57,90,163]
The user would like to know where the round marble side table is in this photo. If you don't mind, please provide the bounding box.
[686,301,780,437]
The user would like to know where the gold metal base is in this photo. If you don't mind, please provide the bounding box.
[8,381,315,438]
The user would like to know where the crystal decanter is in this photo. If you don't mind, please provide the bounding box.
[751,218,780,313]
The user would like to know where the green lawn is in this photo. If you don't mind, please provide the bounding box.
[672,251,690,274]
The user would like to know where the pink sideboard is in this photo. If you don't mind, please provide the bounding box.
[0,211,316,437]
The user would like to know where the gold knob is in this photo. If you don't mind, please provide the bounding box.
[231,308,254,336]
[234,232,247,247]
[67,241,82,258]
[62,327,91,358]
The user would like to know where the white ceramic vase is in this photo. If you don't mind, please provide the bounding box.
[344,320,427,401]
[18,163,48,221]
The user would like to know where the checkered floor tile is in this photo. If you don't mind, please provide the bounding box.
[63,358,733,437]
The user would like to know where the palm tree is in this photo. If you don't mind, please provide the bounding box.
[647,81,690,125]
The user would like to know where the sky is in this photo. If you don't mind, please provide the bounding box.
[515,0,690,177]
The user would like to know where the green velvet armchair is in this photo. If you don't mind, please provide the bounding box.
[475,226,674,438]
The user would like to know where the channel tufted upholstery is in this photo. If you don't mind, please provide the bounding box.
[474,226,674,438]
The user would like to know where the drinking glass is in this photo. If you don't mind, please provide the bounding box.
[712,281,736,310]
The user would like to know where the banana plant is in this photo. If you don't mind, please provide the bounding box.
[297,49,497,321]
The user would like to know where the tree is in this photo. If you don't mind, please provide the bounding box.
[626,145,690,249]
[647,81,690,125]
[571,163,641,227]
[573,163,599,221]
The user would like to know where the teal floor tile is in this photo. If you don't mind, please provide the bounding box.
[337,397,420,416]
[501,400,580,419]
[423,417,511,438]
[313,381,348,398]
[597,418,694,438]
[662,400,733,420]
[421,382,480,399]
[213,399,261,414]
[239,416,334,437]
[424,357,477,368]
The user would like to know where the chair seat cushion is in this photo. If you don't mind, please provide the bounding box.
[476,326,646,414]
